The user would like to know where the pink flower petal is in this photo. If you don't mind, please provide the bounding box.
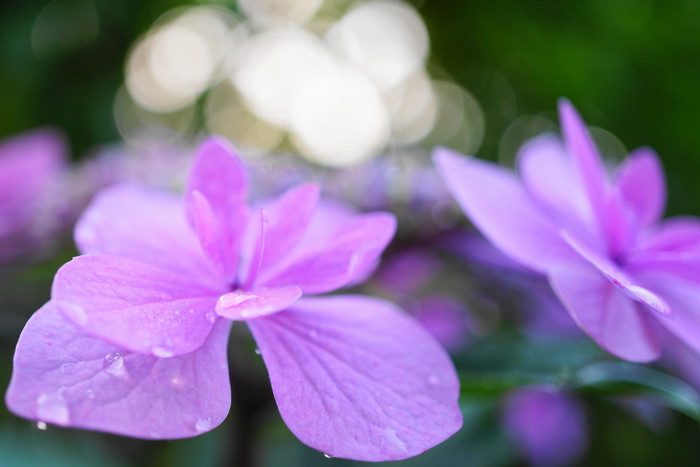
[261,212,396,294]
[6,303,232,439]
[76,185,221,288]
[186,138,248,283]
[625,223,700,305]
[549,264,661,362]
[561,231,670,315]
[433,147,577,274]
[558,99,609,226]
[216,286,302,320]
[52,255,222,357]
[602,187,638,258]
[255,183,320,273]
[247,295,462,461]
[615,147,665,227]
[632,271,700,357]
[632,217,700,260]
[517,134,592,227]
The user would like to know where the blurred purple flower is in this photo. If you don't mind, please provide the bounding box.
[435,99,700,363]
[375,248,472,352]
[413,295,472,352]
[6,138,462,461]
[0,128,68,264]
[503,386,588,466]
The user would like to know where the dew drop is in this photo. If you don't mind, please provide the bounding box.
[103,352,126,377]
[323,453,334,459]
[205,311,217,323]
[57,302,88,326]
[171,375,185,387]
[153,346,174,358]
[428,374,439,385]
[382,429,408,454]
[36,393,70,426]
[86,389,95,399]
[36,421,48,431]
[195,417,213,433]
[254,348,261,355]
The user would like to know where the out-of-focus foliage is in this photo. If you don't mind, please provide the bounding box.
[0,0,198,154]
[416,0,700,216]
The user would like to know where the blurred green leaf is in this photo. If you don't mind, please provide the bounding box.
[573,361,700,422]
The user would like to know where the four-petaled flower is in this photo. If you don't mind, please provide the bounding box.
[436,99,700,362]
[6,138,462,461]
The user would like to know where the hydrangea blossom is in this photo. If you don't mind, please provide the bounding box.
[503,386,588,466]
[6,138,462,461]
[435,99,700,362]
[0,128,67,264]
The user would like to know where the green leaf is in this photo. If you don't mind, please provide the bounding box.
[572,361,700,421]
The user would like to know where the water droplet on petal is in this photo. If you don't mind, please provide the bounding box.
[153,346,174,358]
[86,389,95,399]
[205,311,217,323]
[57,302,88,326]
[195,417,213,433]
[36,421,48,431]
[36,393,70,426]
[382,429,408,454]
[171,375,185,387]
[428,374,439,385]
[254,348,261,355]
[60,363,74,373]
[103,352,126,377]
[323,453,334,459]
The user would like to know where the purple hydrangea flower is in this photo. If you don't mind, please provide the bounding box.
[6,138,462,461]
[503,386,588,466]
[0,128,67,264]
[435,99,700,362]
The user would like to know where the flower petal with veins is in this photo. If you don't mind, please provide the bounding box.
[248,295,462,461]
[6,303,232,439]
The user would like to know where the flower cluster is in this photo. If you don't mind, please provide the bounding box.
[436,99,700,362]
[9,98,700,464]
[6,138,462,461]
